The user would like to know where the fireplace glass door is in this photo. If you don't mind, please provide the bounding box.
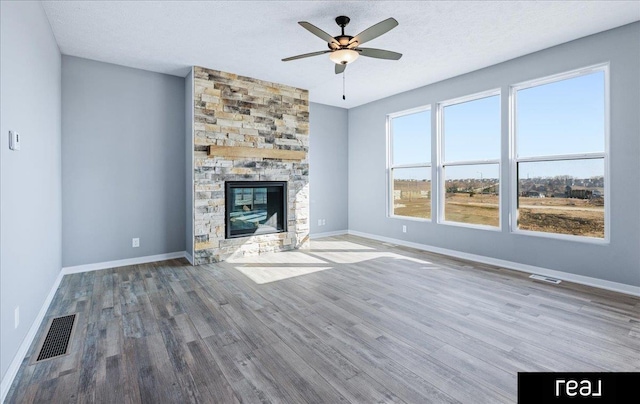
[225,181,287,238]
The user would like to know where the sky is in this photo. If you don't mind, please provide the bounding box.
[391,70,605,181]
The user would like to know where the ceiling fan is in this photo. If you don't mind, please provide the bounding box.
[282,16,402,75]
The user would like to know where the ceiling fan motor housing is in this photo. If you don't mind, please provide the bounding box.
[330,16,355,49]
[329,36,355,50]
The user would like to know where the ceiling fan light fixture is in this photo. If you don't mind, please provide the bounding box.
[329,49,359,65]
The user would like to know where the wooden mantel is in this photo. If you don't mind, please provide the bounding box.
[208,145,306,161]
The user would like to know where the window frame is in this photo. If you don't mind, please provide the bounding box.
[386,105,432,222]
[509,63,610,243]
[436,89,502,230]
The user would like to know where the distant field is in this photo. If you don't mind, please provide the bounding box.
[518,196,604,238]
[394,197,431,219]
[393,189,604,238]
[393,180,431,219]
[445,194,499,227]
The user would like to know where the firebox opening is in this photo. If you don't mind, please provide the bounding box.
[225,181,287,239]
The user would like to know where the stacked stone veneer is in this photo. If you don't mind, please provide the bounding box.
[193,66,309,264]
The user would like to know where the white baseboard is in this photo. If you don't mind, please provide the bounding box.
[347,230,640,297]
[310,230,349,239]
[1,270,64,403]
[61,251,187,275]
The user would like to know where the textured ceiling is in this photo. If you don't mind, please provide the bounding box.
[42,1,640,108]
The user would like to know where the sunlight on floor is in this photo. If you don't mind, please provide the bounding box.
[308,240,375,250]
[227,251,327,264]
[309,251,432,265]
[229,238,432,284]
[234,265,334,284]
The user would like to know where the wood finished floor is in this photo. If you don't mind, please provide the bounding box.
[6,235,640,403]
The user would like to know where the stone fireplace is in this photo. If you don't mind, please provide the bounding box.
[192,66,309,264]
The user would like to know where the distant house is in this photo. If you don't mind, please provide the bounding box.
[393,189,426,200]
[566,185,604,199]
[525,191,545,198]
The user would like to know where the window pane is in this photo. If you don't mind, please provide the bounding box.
[392,109,430,165]
[444,164,499,227]
[516,71,605,157]
[517,159,604,238]
[392,167,431,219]
[443,95,500,162]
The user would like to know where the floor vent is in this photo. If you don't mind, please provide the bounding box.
[529,274,562,284]
[36,314,76,362]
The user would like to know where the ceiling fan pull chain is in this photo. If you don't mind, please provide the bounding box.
[343,70,346,100]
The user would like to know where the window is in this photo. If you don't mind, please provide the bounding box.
[511,66,607,240]
[387,107,431,220]
[438,91,501,228]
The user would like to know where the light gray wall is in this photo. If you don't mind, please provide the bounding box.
[348,22,640,287]
[309,103,349,235]
[0,1,62,381]
[185,69,194,260]
[62,56,186,267]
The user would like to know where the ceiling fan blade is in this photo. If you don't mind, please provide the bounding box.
[349,18,398,46]
[299,21,339,45]
[357,48,402,60]
[282,50,331,62]
[335,63,347,74]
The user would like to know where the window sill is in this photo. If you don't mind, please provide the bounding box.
[438,220,501,232]
[511,228,609,245]
[389,214,432,223]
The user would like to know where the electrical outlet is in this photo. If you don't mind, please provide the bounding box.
[9,131,21,151]
[318,219,322,226]
[15,306,19,329]
[322,219,326,226]
[402,225,407,233]
[132,238,140,248]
